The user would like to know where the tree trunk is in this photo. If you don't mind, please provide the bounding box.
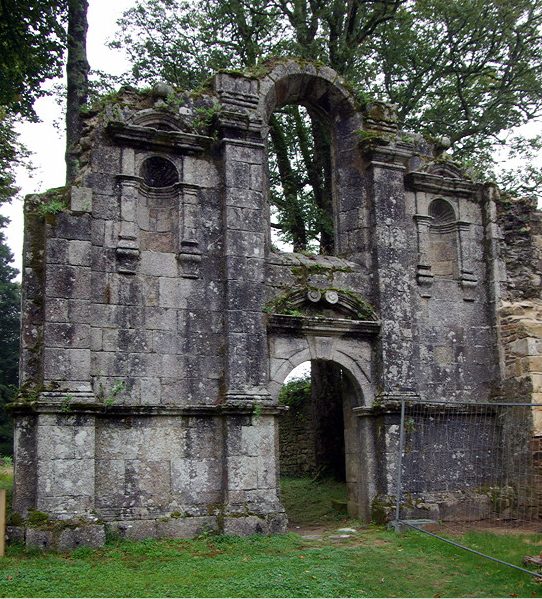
[269,114,308,251]
[310,117,334,254]
[311,361,345,480]
[65,0,89,184]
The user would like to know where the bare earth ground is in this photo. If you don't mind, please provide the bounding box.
[437,519,542,537]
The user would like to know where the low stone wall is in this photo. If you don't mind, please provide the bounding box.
[278,401,316,477]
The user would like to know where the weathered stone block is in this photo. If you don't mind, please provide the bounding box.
[47,238,69,264]
[25,528,53,550]
[54,213,92,241]
[45,323,90,349]
[140,251,178,278]
[159,278,190,309]
[171,458,222,501]
[71,187,93,213]
[227,456,258,490]
[67,241,92,268]
[46,265,91,299]
[156,516,218,539]
[57,525,105,550]
[114,519,157,541]
[43,347,90,381]
[222,515,268,536]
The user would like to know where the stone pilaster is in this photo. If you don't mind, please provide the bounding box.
[115,175,141,274]
[42,193,94,402]
[363,142,418,398]
[457,220,477,300]
[216,77,270,405]
[177,184,201,278]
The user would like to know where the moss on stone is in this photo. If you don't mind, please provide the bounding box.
[27,510,52,527]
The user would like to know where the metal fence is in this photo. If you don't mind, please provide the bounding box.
[394,399,542,576]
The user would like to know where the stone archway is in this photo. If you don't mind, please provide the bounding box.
[268,321,379,520]
[257,61,367,258]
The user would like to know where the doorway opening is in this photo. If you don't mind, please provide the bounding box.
[278,359,360,526]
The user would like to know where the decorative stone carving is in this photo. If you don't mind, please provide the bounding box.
[307,289,322,302]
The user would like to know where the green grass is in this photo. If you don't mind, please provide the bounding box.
[1,472,542,597]
[1,529,541,597]
[281,476,348,525]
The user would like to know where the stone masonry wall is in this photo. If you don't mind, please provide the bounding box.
[12,60,542,548]
[278,400,316,477]
[497,196,542,423]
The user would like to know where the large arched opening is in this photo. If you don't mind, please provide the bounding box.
[260,63,364,258]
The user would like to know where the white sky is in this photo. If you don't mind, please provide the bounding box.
[1,0,134,276]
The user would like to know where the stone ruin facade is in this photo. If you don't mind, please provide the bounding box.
[9,60,542,548]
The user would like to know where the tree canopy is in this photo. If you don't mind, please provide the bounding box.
[110,0,542,250]
[0,0,67,209]
[0,0,67,121]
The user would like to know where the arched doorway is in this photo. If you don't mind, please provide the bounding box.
[279,360,353,481]
[269,333,378,522]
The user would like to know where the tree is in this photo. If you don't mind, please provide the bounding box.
[367,0,542,162]
[66,0,90,183]
[0,216,20,455]
[0,0,67,209]
[111,0,542,250]
[0,110,29,205]
[0,0,67,121]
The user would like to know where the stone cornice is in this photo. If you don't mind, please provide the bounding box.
[267,314,381,336]
[106,121,211,154]
[405,171,479,198]
[7,401,287,417]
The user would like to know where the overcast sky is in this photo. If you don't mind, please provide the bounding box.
[1,0,134,275]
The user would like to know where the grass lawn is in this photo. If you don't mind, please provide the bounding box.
[0,473,541,597]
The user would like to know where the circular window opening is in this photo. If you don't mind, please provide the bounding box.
[140,156,179,188]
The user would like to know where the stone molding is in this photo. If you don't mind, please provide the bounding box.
[106,121,210,154]
[405,170,478,198]
[8,401,287,417]
[267,313,381,336]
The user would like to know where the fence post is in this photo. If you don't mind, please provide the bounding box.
[395,397,406,523]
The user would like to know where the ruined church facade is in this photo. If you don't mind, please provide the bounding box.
[11,61,542,548]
